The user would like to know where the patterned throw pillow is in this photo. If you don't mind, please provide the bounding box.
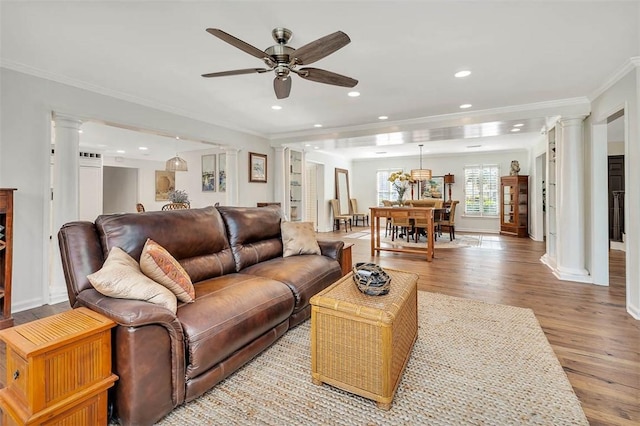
[87,246,177,313]
[139,238,195,303]
[281,221,321,258]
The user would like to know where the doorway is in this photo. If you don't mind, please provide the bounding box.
[305,162,324,231]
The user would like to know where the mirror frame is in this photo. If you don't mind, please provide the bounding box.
[335,168,351,215]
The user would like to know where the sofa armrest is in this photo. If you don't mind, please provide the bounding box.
[317,240,344,263]
[76,289,184,339]
[77,288,186,418]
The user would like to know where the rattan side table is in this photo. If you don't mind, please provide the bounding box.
[310,268,418,409]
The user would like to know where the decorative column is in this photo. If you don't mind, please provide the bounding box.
[555,116,590,283]
[51,113,82,303]
[273,146,287,208]
[224,147,240,206]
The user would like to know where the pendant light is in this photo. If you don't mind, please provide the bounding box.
[411,144,432,180]
[165,136,188,172]
[165,155,188,172]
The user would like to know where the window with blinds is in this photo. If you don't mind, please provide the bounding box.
[464,165,499,216]
[376,169,394,205]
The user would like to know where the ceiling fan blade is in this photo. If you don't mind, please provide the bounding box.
[293,31,351,65]
[298,67,358,87]
[202,68,269,78]
[274,76,292,99]
[206,28,269,61]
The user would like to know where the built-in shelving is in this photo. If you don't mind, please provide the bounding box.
[289,150,303,222]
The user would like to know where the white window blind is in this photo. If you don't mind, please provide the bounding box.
[376,169,394,205]
[464,165,499,216]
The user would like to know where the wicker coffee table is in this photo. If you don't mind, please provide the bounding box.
[310,268,418,409]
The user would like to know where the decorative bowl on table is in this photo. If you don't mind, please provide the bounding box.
[352,262,391,296]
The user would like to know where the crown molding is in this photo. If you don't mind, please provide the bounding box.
[589,56,640,101]
[269,97,590,145]
[0,59,264,139]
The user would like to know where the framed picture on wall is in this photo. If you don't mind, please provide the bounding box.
[249,152,267,183]
[155,170,175,201]
[201,154,216,192]
[218,153,226,192]
[422,176,444,200]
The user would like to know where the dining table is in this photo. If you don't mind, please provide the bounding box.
[369,206,442,262]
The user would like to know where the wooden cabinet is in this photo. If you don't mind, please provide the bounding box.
[0,188,16,329]
[500,176,529,237]
[0,308,118,425]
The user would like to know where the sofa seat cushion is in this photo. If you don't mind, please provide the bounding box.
[241,255,341,314]
[178,273,294,379]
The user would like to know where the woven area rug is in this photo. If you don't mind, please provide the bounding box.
[155,292,587,425]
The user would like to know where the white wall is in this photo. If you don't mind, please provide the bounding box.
[351,150,531,234]
[587,67,639,318]
[0,68,271,312]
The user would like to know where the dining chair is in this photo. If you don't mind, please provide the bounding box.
[136,203,145,213]
[162,202,190,211]
[350,199,369,227]
[411,208,434,243]
[330,199,352,232]
[389,209,412,242]
[439,200,459,240]
[381,200,394,237]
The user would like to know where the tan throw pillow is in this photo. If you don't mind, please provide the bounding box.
[87,247,177,313]
[139,238,195,303]
[281,221,321,258]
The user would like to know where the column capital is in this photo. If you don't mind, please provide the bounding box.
[53,113,83,130]
[558,115,588,127]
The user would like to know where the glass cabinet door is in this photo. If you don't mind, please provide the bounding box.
[502,184,514,224]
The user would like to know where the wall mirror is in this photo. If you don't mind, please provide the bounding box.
[335,168,351,215]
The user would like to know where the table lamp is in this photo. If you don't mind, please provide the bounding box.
[444,174,455,202]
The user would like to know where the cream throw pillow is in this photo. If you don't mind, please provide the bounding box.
[87,246,177,313]
[281,221,321,258]
[140,238,195,303]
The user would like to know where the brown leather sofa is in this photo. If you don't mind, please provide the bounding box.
[58,205,343,425]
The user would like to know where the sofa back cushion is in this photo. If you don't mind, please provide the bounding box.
[95,206,236,282]
[217,206,283,271]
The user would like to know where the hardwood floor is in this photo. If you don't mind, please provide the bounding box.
[1,230,637,425]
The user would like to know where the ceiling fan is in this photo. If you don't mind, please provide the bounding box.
[202,27,358,99]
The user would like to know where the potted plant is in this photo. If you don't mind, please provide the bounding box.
[168,189,189,205]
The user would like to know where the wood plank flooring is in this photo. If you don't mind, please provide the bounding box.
[1,229,637,425]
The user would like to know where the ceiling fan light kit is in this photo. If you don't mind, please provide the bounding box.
[202,27,358,99]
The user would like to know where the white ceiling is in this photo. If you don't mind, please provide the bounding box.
[1,1,637,160]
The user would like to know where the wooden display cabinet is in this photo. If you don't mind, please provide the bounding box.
[0,188,16,329]
[500,176,529,237]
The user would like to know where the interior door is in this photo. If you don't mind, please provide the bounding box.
[607,155,624,240]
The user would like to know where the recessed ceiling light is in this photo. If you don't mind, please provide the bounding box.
[378,116,388,120]
[305,143,311,147]
[78,130,84,134]
[513,123,524,127]
[466,144,482,148]
[348,91,360,97]
[271,105,282,110]
[314,146,320,149]
[455,70,471,78]
[138,146,148,151]
[460,104,472,109]
[314,124,323,128]
[116,150,125,154]
[375,151,387,155]
[175,136,180,140]
[511,128,521,132]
